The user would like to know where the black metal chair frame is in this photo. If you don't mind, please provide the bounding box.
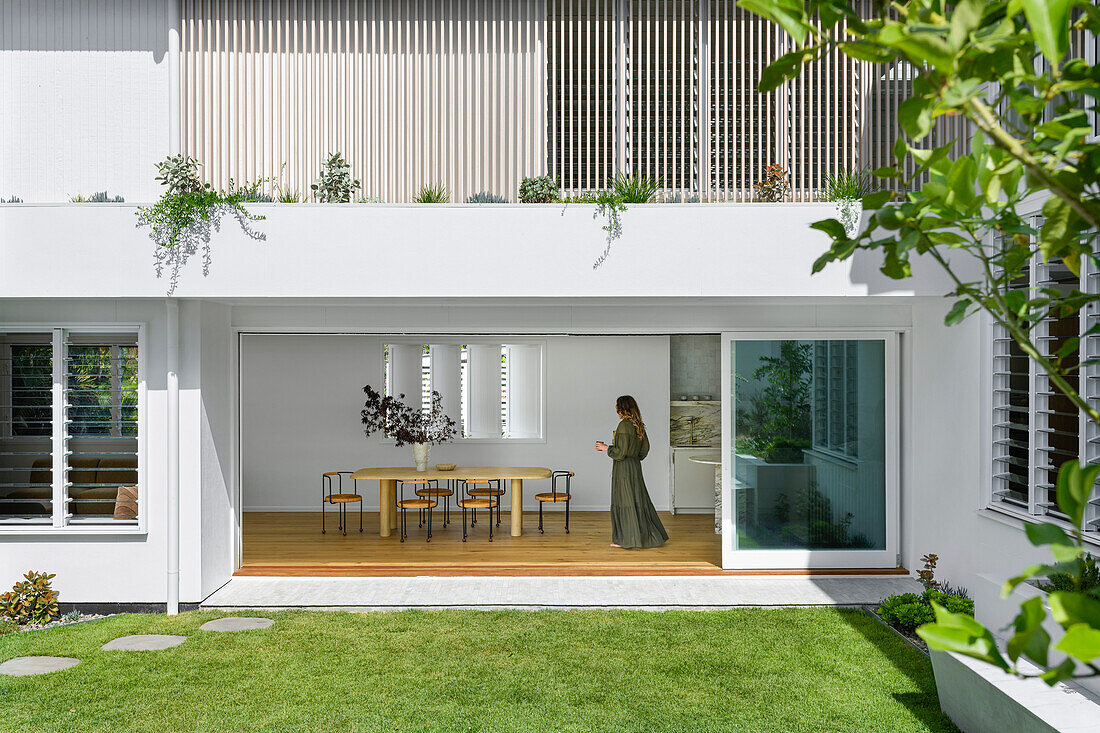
[396,479,437,543]
[412,478,452,527]
[321,471,362,536]
[462,478,505,527]
[539,470,573,534]
[459,494,497,542]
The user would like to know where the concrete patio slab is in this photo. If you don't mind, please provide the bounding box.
[202,575,923,610]
[0,656,80,676]
[199,617,274,632]
[101,634,186,651]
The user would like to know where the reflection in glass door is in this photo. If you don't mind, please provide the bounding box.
[720,333,898,569]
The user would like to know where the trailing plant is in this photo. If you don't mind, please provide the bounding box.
[414,182,449,203]
[1038,553,1100,594]
[311,152,361,203]
[590,188,628,270]
[0,571,59,626]
[136,154,267,295]
[518,175,559,203]
[752,164,790,202]
[361,385,457,447]
[741,0,1100,685]
[466,190,508,204]
[611,172,660,203]
[71,191,125,203]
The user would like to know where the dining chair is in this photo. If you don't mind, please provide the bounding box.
[413,479,453,527]
[396,479,437,543]
[457,483,497,542]
[321,471,362,536]
[463,478,505,527]
[536,470,574,534]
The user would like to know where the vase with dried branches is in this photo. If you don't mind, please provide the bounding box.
[361,386,457,471]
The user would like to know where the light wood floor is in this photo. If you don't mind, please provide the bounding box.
[239,511,908,577]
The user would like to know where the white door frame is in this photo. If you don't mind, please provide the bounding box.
[720,330,901,569]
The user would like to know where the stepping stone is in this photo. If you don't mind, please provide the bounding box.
[0,656,80,676]
[199,617,274,632]
[101,634,186,651]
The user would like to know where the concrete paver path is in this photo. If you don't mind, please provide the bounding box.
[101,634,186,651]
[0,656,80,676]
[199,617,274,632]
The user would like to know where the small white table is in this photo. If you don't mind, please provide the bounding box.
[688,453,722,534]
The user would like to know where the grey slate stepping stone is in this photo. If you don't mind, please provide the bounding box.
[199,617,274,632]
[101,634,187,651]
[0,656,80,676]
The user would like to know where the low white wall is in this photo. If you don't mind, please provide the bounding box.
[240,334,671,512]
[0,203,959,299]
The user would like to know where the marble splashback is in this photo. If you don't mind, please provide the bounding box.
[670,401,721,446]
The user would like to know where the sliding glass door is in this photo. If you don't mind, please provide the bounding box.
[720,332,899,569]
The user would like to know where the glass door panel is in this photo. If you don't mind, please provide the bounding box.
[721,333,898,569]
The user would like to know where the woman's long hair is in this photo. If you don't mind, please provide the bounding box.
[616,395,646,438]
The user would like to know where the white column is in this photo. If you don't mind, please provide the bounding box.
[166,300,180,616]
[430,344,461,424]
[505,344,542,439]
[467,344,503,439]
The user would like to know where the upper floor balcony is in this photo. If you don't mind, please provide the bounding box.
[0,201,950,300]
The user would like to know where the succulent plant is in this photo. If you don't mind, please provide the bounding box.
[518,175,559,203]
[155,154,207,196]
[466,190,507,204]
[311,152,361,203]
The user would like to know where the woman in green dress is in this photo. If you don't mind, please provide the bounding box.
[595,395,668,549]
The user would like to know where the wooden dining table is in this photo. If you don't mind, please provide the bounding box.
[349,466,553,538]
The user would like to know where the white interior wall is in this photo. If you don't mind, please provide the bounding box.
[240,334,671,512]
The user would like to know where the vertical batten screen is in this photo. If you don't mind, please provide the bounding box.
[181,1,547,203]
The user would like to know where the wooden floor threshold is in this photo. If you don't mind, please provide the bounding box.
[234,564,911,578]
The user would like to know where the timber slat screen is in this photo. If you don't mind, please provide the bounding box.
[182,0,966,202]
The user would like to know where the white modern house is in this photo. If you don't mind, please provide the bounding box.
[2,1,1096,682]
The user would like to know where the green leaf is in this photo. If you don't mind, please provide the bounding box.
[1024,522,1073,549]
[1055,623,1100,662]
[949,0,985,50]
[1055,461,1100,528]
[862,190,894,210]
[899,96,934,140]
[1007,596,1050,666]
[1048,591,1100,629]
[1040,195,1085,264]
[737,0,810,45]
[945,299,971,326]
[1022,0,1072,65]
[810,218,848,240]
[1040,658,1078,685]
[917,602,1011,669]
[840,41,896,63]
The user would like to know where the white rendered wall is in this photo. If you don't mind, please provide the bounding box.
[0,1,171,203]
[0,299,178,603]
[240,334,671,512]
[0,204,962,299]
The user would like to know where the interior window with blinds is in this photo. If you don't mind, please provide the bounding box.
[990,219,1100,534]
[0,329,141,527]
[384,341,543,441]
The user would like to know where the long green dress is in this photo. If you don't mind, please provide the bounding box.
[607,419,669,548]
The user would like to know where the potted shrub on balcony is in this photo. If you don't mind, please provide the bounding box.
[361,386,457,471]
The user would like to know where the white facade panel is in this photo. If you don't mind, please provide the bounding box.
[0,0,171,203]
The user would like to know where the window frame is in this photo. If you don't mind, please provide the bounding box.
[379,337,546,445]
[0,323,146,535]
[985,216,1100,542]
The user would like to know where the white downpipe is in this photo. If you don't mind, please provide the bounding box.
[166,300,180,615]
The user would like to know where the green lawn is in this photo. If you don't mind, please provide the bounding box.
[0,608,956,732]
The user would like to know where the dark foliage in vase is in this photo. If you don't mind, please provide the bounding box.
[361,385,457,447]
